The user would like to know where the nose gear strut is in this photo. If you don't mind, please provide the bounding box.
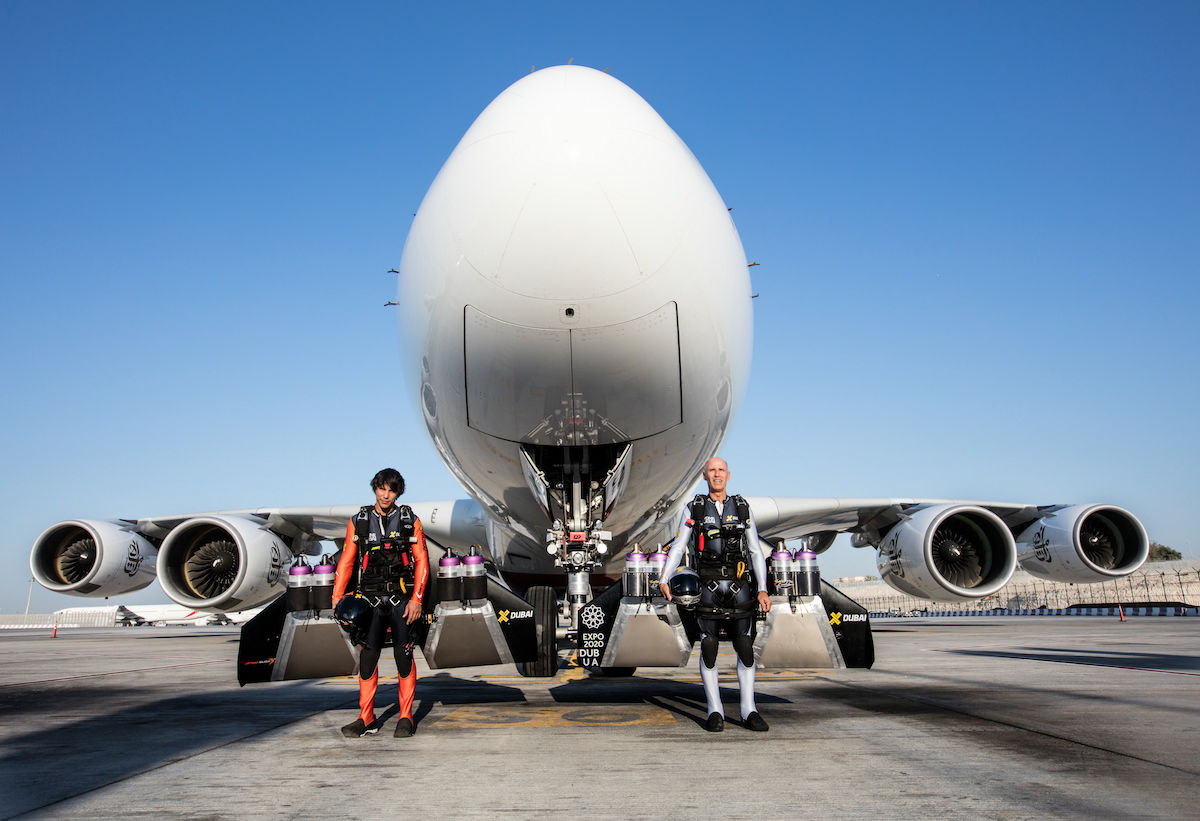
[522,441,629,638]
[546,518,611,637]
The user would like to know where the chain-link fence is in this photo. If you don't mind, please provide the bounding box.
[0,610,117,628]
[847,564,1200,615]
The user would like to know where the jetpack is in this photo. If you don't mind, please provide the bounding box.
[573,546,874,671]
[237,546,539,685]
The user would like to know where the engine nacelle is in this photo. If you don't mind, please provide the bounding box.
[157,515,291,611]
[1016,504,1148,582]
[878,505,1017,601]
[30,520,157,597]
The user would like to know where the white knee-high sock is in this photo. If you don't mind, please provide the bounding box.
[737,658,758,719]
[700,660,722,716]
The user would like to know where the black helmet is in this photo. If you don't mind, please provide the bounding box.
[334,597,374,645]
[669,569,701,609]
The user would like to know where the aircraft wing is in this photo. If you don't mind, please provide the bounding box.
[30,500,487,612]
[745,496,1148,601]
[128,499,488,547]
[747,496,1043,545]
[127,506,361,543]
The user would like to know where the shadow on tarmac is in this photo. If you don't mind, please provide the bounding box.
[804,667,1200,721]
[943,647,1200,671]
[412,673,526,725]
[547,675,790,730]
[0,681,350,819]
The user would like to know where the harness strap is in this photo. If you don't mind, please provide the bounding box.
[354,504,417,594]
[694,603,759,621]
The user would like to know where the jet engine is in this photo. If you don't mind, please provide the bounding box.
[30,519,157,597]
[1016,504,1148,582]
[157,515,291,611]
[877,505,1016,601]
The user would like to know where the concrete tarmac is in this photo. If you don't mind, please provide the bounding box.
[0,617,1196,820]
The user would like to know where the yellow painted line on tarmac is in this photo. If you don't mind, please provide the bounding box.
[559,650,589,681]
[432,703,676,727]
[321,665,827,686]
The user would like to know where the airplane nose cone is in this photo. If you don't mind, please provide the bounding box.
[422,66,729,300]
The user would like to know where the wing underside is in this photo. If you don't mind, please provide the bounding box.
[30,493,1147,608]
[748,496,1148,601]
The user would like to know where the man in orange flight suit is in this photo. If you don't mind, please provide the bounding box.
[332,468,429,738]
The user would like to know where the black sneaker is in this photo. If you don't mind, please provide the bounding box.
[744,711,769,732]
[341,718,379,738]
[394,717,415,738]
[705,712,724,733]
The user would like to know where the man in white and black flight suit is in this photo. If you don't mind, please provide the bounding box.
[659,456,771,732]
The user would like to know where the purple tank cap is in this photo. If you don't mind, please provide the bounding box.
[771,550,791,561]
[288,564,312,576]
[648,552,667,564]
[439,555,462,567]
[462,554,485,565]
[313,564,335,574]
[794,550,817,560]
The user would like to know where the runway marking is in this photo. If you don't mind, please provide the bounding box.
[558,650,589,680]
[480,650,828,682]
[322,662,825,686]
[431,703,676,727]
[0,658,231,688]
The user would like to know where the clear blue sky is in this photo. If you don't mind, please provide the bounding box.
[2,1,1197,613]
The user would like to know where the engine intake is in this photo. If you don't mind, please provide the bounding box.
[877,505,1016,601]
[1017,505,1148,582]
[157,515,291,611]
[30,520,157,597]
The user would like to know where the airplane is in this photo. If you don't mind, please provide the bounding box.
[52,603,261,627]
[27,65,1149,681]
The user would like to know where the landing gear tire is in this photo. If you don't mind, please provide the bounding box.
[519,585,559,677]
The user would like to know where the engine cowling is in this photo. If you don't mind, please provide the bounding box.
[30,520,157,597]
[1016,504,1148,582]
[877,505,1017,601]
[157,515,291,610]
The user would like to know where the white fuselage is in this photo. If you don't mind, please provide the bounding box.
[397,66,752,575]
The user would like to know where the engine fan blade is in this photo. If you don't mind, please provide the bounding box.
[1080,517,1119,569]
[185,540,240,598]
[931,525,984,588]
[56,537,98,584]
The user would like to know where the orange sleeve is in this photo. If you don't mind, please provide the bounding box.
[332,518,358,604]
[412,518,429,602]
